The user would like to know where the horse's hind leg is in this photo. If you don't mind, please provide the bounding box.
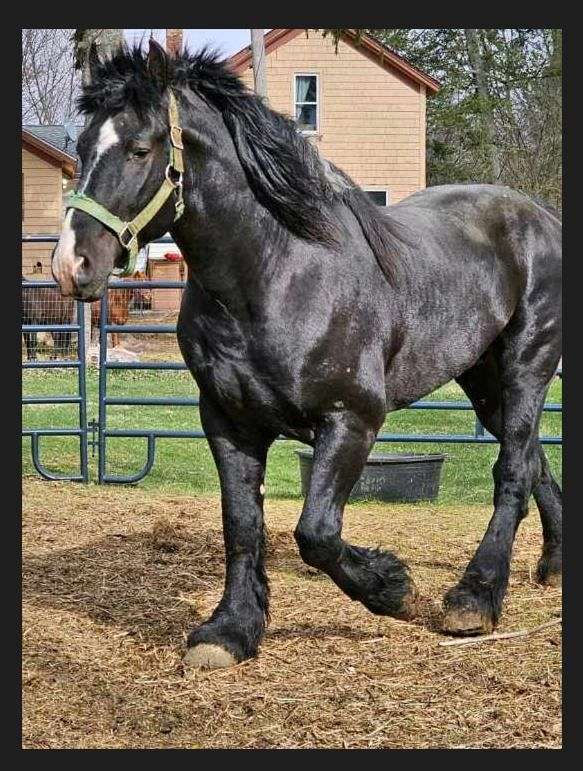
[294,411,418,619]
[533,447,562,586]
[443,324,561,635]
[455,351,562,589]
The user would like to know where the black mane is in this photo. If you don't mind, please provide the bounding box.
[79,46,410,283]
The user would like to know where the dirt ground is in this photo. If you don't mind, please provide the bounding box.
[22,478,562,749]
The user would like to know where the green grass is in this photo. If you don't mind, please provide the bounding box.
[22,367,562,504]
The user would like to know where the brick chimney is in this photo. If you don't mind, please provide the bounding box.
[166,29,183,56]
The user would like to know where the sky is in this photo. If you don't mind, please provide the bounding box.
[124,29,259,59]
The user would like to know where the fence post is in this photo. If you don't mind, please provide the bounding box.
[97,291,108,483]
[82,302,92,363]
[77,301,89,482]
[475,417,485,439]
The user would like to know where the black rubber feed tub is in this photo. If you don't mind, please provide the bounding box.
[297,450,446,503]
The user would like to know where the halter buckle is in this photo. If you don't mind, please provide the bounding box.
[118,223,138,250]
[165,164,183,188]
[170,125,184,150]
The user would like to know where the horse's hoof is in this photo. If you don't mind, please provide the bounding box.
[183,644,238,674]
[536,555,562,588]
[538,569,562,588]
[342,545,418,620]
[544,572,562,588]
[392,581,419,620]
[442,608,495,636]
[442,576,501,636]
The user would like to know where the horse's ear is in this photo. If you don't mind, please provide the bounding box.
[148,39,169,88]
[86,42,101,84]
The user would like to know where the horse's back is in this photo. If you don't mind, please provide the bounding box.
[391,184,560,288]
[394,183,560,250]
[381,185,561,406]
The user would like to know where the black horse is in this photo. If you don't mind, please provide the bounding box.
[51,42,562,671]
[22,277,75,360]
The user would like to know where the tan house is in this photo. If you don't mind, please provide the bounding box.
[230,29,439,205]
[22,127,77,278]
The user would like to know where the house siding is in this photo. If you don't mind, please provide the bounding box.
[22,146,64,278]
[238,30,426,203]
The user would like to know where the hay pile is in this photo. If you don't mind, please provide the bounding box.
[22,479,561,749]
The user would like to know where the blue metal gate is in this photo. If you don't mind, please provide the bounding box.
[96,277,562,485]
[96,277,203,483]
[21,236,562,485]
[21,277,89,482]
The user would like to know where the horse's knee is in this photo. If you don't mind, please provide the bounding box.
[294,525,341,570]
[493,444,542,517]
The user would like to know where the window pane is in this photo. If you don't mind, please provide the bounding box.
[295,75,317,103]
[366,190,388,206]
[295,104,317,132]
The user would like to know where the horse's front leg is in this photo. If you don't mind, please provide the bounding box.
[294,411,418,619]
[183,397,273,672]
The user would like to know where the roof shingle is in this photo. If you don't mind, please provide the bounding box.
[23,125,81,159]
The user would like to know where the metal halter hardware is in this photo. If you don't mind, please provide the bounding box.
[64,91,185,277]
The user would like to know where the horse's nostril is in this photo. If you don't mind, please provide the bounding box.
[75,254,94,288]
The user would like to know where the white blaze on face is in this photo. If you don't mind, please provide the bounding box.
[80,118,120,193]
[52,118,120,294]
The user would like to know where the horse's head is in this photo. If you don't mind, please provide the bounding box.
[52,39,356,301]
[52,41,185,301]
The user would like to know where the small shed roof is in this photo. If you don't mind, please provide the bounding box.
[22,126,78,178]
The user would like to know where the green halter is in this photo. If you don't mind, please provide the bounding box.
[65,91,185,277]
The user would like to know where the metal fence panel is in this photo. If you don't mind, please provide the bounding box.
[21,278,89,482]
[96,277,562,485]
[21,236,562,486]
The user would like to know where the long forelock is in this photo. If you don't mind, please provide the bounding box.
[77,46,162,118]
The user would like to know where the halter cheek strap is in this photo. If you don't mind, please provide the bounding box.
[64,91,185,277]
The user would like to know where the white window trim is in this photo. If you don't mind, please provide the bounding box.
[363,188,390,206]
[293,73,320,135]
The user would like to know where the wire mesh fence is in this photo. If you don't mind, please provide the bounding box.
[21,278,78,361]
[91,278,185,363]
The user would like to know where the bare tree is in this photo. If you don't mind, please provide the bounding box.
[22,29,78,124]
[464,28,501,183]
[479,29,561,208]
[73,29,123,87]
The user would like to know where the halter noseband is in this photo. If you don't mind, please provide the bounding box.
[65,91,185,277]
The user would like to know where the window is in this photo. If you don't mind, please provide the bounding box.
[364,190,389,207]
[294,74,318,133]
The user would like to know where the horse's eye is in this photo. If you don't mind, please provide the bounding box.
[132,148,150,159]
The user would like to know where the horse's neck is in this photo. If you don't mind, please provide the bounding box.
[171,177,284,314]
